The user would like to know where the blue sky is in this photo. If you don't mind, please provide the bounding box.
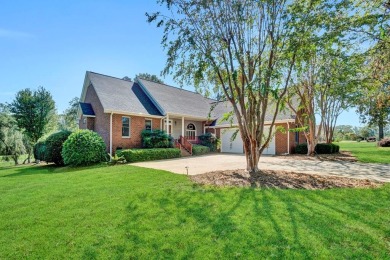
[0,0,362,126]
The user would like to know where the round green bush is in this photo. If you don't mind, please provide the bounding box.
[44,130,72,165]
[62,130,107,166]
[33,141,46,161]
[295,143,308,154]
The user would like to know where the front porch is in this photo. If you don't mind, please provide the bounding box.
[162,115,208,155]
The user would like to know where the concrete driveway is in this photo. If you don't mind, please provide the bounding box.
[131,154,390,182]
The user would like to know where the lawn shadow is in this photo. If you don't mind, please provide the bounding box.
[0,163,108,178]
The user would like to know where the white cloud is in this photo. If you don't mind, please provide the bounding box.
[0,28,32,38]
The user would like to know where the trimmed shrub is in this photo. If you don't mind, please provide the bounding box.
[295,143,340,154]
[192,144,210,155]
[33,141,46,161]
[331,143,340,153]
[378,138,390,147]
[141,130,173,148]
[44,130,72,165]
[62,130,107,166]
[295,143,308,154]
[315,143,333,154]
[121,148,181,163]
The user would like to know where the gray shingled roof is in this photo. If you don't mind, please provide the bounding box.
[84,71,297,124]
[87,72,162,116]
[137,78,215,119]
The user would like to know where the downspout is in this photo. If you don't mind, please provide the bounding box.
[287,122,290,154]
[110,112,113,156]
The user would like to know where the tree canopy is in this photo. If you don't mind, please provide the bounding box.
[10,87,55,144]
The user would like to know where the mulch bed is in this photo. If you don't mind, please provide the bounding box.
[276,151,357,162]
[190,169,383,190]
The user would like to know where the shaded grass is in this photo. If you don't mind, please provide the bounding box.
[338,141,390,164]
[0,164,389,259]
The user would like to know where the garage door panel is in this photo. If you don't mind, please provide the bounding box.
[221,128,243,153]
[221,127,276,155]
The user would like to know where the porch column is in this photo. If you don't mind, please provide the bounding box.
[181,117,185,137]
[166,114,169,134]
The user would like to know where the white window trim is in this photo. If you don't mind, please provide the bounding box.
[122,116,131,138]
[145,118,153,131]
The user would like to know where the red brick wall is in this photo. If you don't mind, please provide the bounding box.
[79,85,110,150]
[111,115,161,153]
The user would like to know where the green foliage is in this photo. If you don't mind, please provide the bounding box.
[44,130,72,165]
[62,130,107,166]
[135,73,164,84]
[0,104,26,165]
[198,133,218,152]
[192,145,210,156]
[378,138,390,147]
[141,129,173,148]
[10,87,55,143]
[120,148,180,163]
[295,143,308,154]
[60,97,80,131]
[316,143,340,154]
[33,141,46,161]
[295,143,340,154]
[108,153,126,165]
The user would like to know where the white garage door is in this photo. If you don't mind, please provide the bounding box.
[221,127,276,155]
[261,127,276,155]
[221,128,243,153]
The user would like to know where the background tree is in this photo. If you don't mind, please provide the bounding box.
[9,87,55,162]
[59,97,80,131]
[148,0,331,173]
[135,73,164,83]
[122,73,165,84]
[0,104,26,165]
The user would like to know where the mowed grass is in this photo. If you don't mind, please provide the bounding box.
[0,164,389,259]
[338,141,390,164]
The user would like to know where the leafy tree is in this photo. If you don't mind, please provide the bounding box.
[317,51,362,143]
[9,87,55,162]
[0,104,26,165]
[147,0,328,173]
[59,97,79,131]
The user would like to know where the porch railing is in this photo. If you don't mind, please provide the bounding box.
[179,136,193,155]
[185,136,201,144]
[173,139,181,149]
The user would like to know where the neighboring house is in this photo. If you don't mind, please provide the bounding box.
[78,71,305,155]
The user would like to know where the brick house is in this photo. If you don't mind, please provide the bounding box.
[78,71,305,155]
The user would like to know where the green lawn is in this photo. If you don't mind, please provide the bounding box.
[337,141,390,164]
[0,164,389,259]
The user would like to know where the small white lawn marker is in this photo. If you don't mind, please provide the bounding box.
[185,166,189,176]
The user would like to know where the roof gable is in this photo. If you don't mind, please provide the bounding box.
[136,78,216,119]
[84,72,162,117]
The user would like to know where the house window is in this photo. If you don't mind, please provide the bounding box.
[295,131,299,143]
[186,123,196,140]
[122,117,130,137]
[145,119,152,131]
[83,118,86,124]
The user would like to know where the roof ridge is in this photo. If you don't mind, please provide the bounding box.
[87,71,134,83]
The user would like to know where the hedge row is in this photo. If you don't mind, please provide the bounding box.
[119,148,181,163]
[192,145,210,155]
[295,143,340,154]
